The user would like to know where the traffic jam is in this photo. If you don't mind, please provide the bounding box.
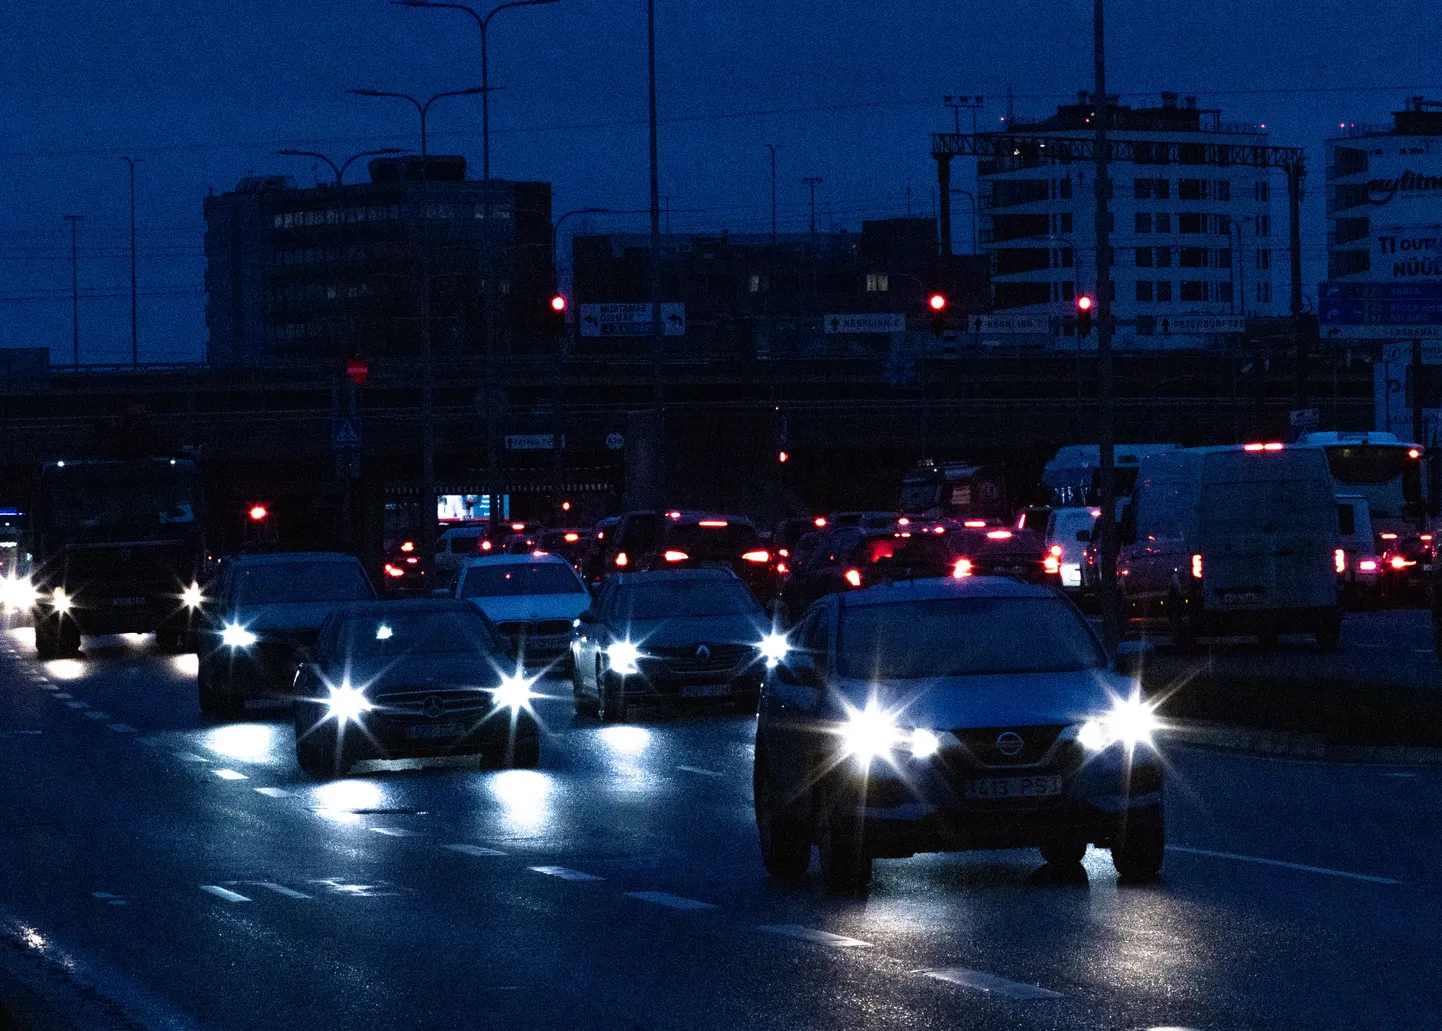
[0,429,1433,895]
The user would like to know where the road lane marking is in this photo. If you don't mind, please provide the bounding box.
[52,693,72,699]
[756,925,872,947]
[444,843,507,857]
[921,967,1063,1000]
[626,891,717,910]
[199,885,251,902]
[64,701,88,709]
[91,892,128,906]
[528,866,604,881]
[211,769,248,781]
[676,765,725,778]
[254,787,293,797]
[175,752,209,763]
[0,730,42,736]
[247,882,311,900]
[369,827,424,837]
[1169,845,1401,884]
[83,711,110,721]
[109,723,137,733]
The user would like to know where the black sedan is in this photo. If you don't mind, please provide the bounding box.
[570,569,780,721]
[291,599,540,778]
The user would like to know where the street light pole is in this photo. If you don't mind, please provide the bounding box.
[647,0,665,504]
[1093,0,1119,651]
[63,215,82,368]
[351,87,490,574]
[949,188,978,255]
[802,177,822,236]
[121,157,139,368]
[764,144,778,245]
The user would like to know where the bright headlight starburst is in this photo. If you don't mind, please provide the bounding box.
[50,587,72,615]
[606,640,641,675]
[181,582,204,609]
[221,622,256,648]
[1079,692,1160,751]
[0,575,36,612]
[324,682,373,725]
[758,631,790,668]
[840,700,906,762]
[493,672,537,712]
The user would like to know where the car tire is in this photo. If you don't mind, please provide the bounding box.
[1111,806,1165,882]
[817,785,872,896]
[753,754,810,884]
[573,660,600,717]
[34,619,59,661]
[197,659,244,722]
[1039,836,1088,867]
[503,728,541,769]
[599,673,628,723]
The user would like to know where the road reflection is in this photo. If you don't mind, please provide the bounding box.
[44,658,85,680]
[202,723,277,763]
[487,769,554,833]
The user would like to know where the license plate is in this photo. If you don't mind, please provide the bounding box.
[405,722,466,740]
[682,684,732,698]
[1217,590,1264,606]
[107,596,148,607]
[964,775,1063,800]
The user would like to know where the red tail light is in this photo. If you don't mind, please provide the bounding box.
[843,568,863,587]
[1380,533,1399,541]
[399,540,415,553]
[1391,555,1415,570]
[615,551,629,567]
[1359,559,1378,571]
[698,519,729,528]
[1191,554,1203,579]
[1049,544,1063,557]
[952,558,973,578]
[384,564,404,578]
[778,548,789,558]
[481,539,493,551]
[813,516,827,528]
[1409,448,1422,459]
[564,532,580,542]
[964,520,988,528]
[986,529,1013,540]
[663,550,689,562]
[775,562,789,575]
[897,517,910,526]
[741,550,770,563]
[1043,556,1061,575]
[1334,548,1346,574]
[405,556,418,565]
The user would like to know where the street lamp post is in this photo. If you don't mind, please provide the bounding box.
[392,0,560,524]
[764,144,778,245]
[63,215,82,368]
[121,157,140,368]
[350,87,490,574]
[647,0,664,505]
[1093,0,1119,651]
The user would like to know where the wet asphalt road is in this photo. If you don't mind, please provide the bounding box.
[1,625,1440,1031]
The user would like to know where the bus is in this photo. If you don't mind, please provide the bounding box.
[1295,431,1423,538]
[900,460,1009,521]
[1042,444,1181,508]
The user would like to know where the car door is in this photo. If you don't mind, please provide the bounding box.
[764,601,832,804]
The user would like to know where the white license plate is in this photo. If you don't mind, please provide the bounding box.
[1217,591,1264,606]
[108,596,148,607]
[964,775,1063,800]
[405,722,466,740]
[682,684,732,698]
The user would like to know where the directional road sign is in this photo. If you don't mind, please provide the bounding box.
[824,313,905,334]
[969,314,1051,334]
[579,303,686,337]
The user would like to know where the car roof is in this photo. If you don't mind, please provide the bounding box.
[609,568,739,586]
[440,526,482,537]
[228,551,361,566]
[330,598,479,618]
[839,575,1055,607]
[459,552,573,568]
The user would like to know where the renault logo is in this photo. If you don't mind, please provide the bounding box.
[422,696,445,719]
[695,644,711,660]
[995,731,1024,757]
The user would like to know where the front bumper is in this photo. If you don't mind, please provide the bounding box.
[299,698,536,759]
[609,655,766,702]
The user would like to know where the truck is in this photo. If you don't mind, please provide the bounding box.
[899,460,1009,522]
[29,458,207,658]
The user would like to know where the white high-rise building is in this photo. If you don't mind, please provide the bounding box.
[977,92,1278,350]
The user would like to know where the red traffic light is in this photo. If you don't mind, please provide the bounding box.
[928,293,947,311]
[248,505,268,522]
[778,450,789,464]
[1077,295,1093,311]
[550,295,567,312]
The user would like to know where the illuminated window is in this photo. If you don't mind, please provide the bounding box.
[866,273,889,292]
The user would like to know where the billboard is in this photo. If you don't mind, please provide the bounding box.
[1344,143,1442,283]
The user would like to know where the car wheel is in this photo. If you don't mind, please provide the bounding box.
[56,619,81,657]
[1111,806,1165,882]
[599,673,628,723]
[816,784,871,896]
[1039,836,1088,867]
[754,754,810,884]
[294,707,348,779]
[197,660,244,722]
[34,619,59,661]
[573,659,599,717]
[500,720,542,769]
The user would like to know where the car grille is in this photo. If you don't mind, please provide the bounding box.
[372,686,493,718]
[648,643,753,674]
[951,725,1067,767]
[496,619,571,640]
[534,619,573,637]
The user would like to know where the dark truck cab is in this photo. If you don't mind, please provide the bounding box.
[30,458,206,658]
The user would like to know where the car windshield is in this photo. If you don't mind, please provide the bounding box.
[233,561,373,606]
[614,578,762,619]
[43,466,199,534]
[335,610,498,659]
[837,597,1107,678]
[461,562,585,597]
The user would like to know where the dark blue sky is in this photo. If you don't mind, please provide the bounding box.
[2,0,1439,364]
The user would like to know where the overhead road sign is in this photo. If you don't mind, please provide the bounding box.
[505,434,563,451]
[824,313,905,334]
[579,303,686,337]
[1160,315,1246,335]
[969,314,1051,334]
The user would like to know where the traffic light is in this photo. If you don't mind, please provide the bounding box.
[1076,294,1093,337]
[248,504,268,522]
[550,295,566,313]
[547,294,567,337]
[928,292,947,336]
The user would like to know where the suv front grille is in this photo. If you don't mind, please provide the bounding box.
[952,725,1066,767]
[649,643,753,673]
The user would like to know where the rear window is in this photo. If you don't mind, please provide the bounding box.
[461,562,586,597]
[1202,480,1336,536]
[448,534,478,554]
[661,522,761,558]
[619,514,660,551]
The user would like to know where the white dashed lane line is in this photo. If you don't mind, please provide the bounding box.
[370,827,425,837]
[254,787,293,798]
[626,891,717,911]
[211,769,248,781]
[1169,845,1401,885]
[238,881,312,900]
[920,967,1063,1001]
[0,730,42,737]
[109,723,137,733]
[675,765,725,778]
[64,701,88,709]
[444,843,507,857]
[175,752,209,763]
[528,866,604,882]
[83,711,111,721]
[199,885,251,903]
[756,925,872,948]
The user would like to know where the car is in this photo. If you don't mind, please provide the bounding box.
[502,532,540,555]
[753,576,1164,894]
[290,598,539,778]
[1379,533,1431,606]
[945,523,1054,585]
[196,551,376,720]
[1013,506,1052,533]
[535,527,593,568]
[829,511,901,530]
[570,568,777,721]
[638,514,780,605]
[454,553,591,670]
[1044,506,1100,593]
[579,516,622,585]
[435,525,485,576]
[1336,495,1380,610]
[382,536,428,592]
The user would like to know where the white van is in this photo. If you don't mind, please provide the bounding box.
[1044,506,1099,591]
[1335,494,1379,609]
[1119,445,1343,650]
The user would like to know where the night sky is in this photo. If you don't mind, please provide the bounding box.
[2,0,1439,364]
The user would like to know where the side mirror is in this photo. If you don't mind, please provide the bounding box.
[1114,640,1154,676]
[1076,529,1091,542]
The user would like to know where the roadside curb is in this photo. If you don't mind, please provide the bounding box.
[1164,721,1442,765]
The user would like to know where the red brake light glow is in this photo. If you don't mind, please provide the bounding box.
[775,562,789,575]
[399,541,415,553]
[952,558,973,578]
[986,529,1013,540]
[813,516,827,528]
[564,532,580,542]
[1049,544,1063,557]
[1422,534,1434,542]
[964,520,987,528]
[897,517,910,526]
[1044,555,1060,575]
[1380,533,1399,540]
[933,526,946,534]
[512,523,525,532]
[1359,559,1378,571]
[532,550,550,557]
[663,550,689,562]
[481,539,493,551]
[1243,443,1264,451]
[667,510,682,520]
[741,550,770,563]
[1409,448,1422,459]
[698,520,729,528]
[778,548,789,557]
[248,505,268,521]
[615,552,629,567]
[405,556,418,565]
[1391,555,1415,570]
[1335,548,1346,574]
[843,568,863,587]
[384,564,404,578]
[1191,553,1204,579]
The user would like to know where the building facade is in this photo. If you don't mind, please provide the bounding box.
[978,92,1278,350]
[203,156,553,366]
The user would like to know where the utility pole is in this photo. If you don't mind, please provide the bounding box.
[121,157,139,368]
[647,0,664,504]
[802,177,822,236]
[63,215,82,368]
[764,144,778,245]
[1093,0,1119,651]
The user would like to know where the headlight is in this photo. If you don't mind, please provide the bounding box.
[908,728,941,759]
[221,622,257,648]
[492,672,536,712]
[1,575,35,611]
[324,682,372,725]
[841,702,941,762]
[606,640,641,675]
[1078,692,1160,751]
[758,631,790,668]
[50,587,72,615]
[181,582,204,609]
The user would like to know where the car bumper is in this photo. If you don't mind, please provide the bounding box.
[299,701,537,759]
[609,664,766,702]
[1193,604,1339,634]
